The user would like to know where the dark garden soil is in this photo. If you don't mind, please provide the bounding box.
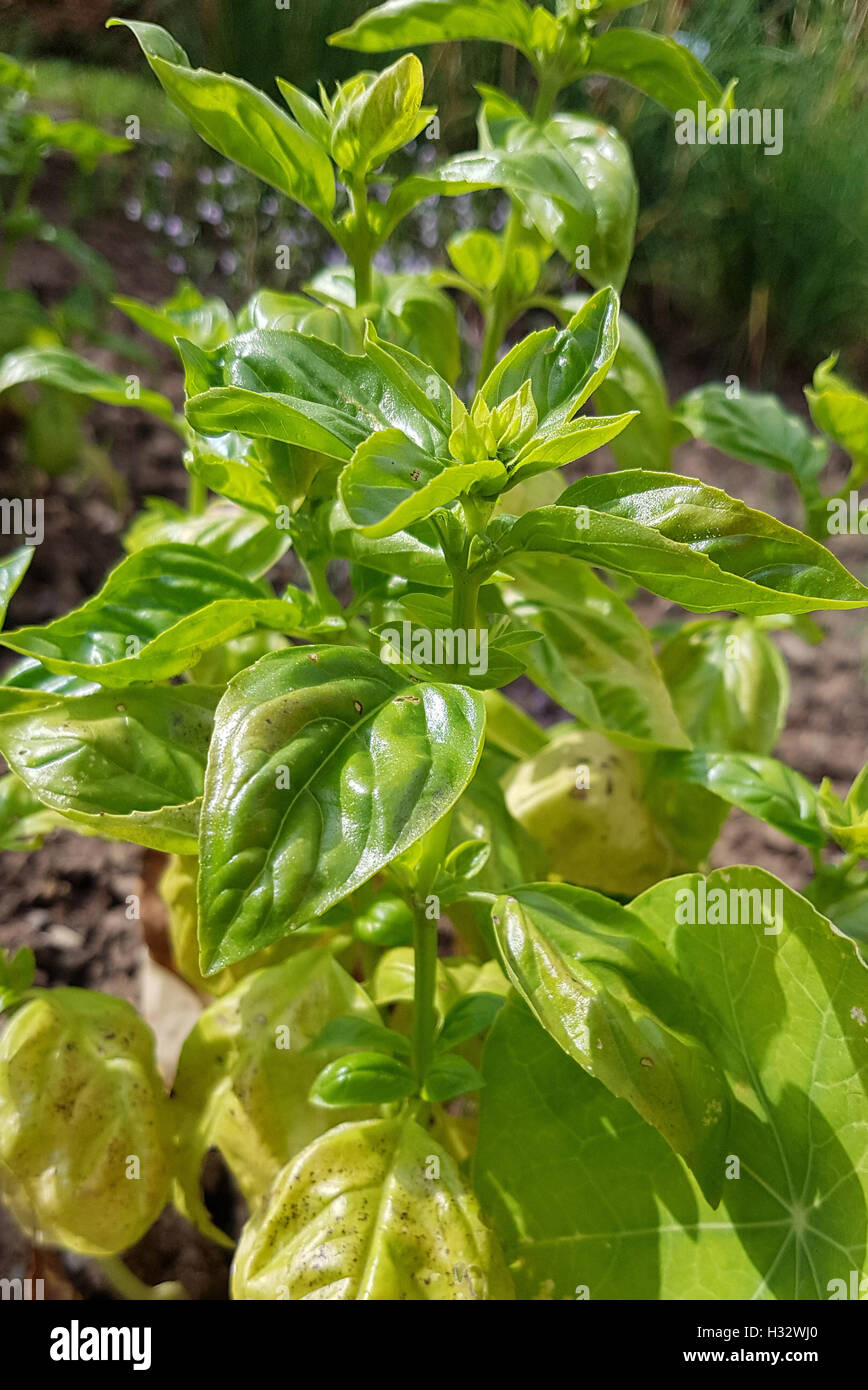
[0,180,865,1297]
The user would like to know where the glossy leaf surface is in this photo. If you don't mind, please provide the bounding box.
[198,645,484,970]
[0,683,217,852]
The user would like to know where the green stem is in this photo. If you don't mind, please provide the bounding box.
[475,206,524,389]
[348,175,374,306]
[411,897,438,1087]
[450,564,482,630]
[97,1256,187,1301]
[301,554,341,615]
[186,470,207,516]
[477,299,509,389]
[409,812,453,1088]
[531,66,560,122]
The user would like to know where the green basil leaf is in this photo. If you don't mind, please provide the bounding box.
[655,750,823,849]
[341,431,505,537]
[0,683,218,852]
[0,772,65,851]
[658,617,789,755]
[198,645,484,971]
[422,1054,485,1103]
[673,383,828,499]
[330,0,535,55]
[377,145,603,244]
[500,554,689,751]
[480,690,548,760]
[172,945,379,1242]
[0,547,33,628]
[185,450,282,519]
[587,28,729,114]
[510,474,868,613]
[159,852,312,998]
[20,111,129,166]
[440,836,491,883]
[818,766,868,857]
[562,294,671,470]
[1,545,326,684]
[805,355,868,466]
[0,53,34,92]
[450,750,546,897]
[232,1115,513,1299]
[0,656,99,698]
[506,413,637,486]
[185,326,450,460]
[353,896,415,947]
[504,727,679,896]
[0,945,35,1014]
[330,55,433,175]
[447,228,503,290]
[488,112,638,291]
[480,287,619,433]
[372,946,509,1021]
[237,286,358,344]
[275,78,331,149]
[436,992,504,1052]
[491,884,730,1202]
[372,274,462,383]
[122,498,289,580]
[0,988,170,1256]
[361,321,455,435]
[309,1016,411,1058]
[0,345,175,421]
[112,285,235,352]
[329,500,452,587]
[110,19,335,220]
[310,1051,416,1106]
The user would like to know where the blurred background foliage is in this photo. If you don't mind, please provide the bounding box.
[3,0,865,382]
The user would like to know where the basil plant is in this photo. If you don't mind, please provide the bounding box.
[0,2,866,1302]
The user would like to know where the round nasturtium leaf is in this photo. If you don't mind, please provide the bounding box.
[476,872,868,1300]
[232,1116,514,1300]
[504,726,676,895]
[0,988,170,1256]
